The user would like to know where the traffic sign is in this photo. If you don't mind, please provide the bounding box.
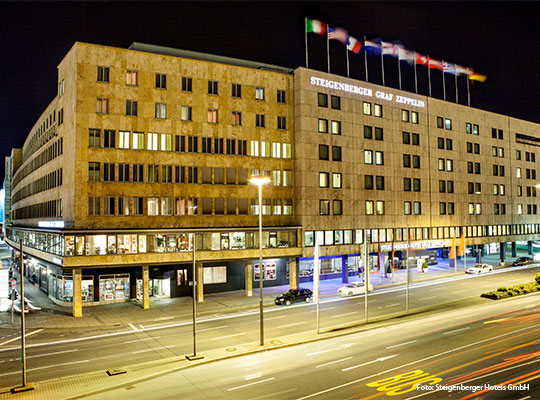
[11,279,16,288]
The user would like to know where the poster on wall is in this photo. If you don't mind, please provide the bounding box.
[254,263,276,281]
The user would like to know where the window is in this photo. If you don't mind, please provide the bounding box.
[517,167,522,178]
[404,202,411,215]
[374,104,383,117]
[376,176,385,190]
[277,89,286,103]
[375,127,383,140]
[333,200,343,215]
[232,83,241,98]
[439,138,445,150]
[97,66,110,83]
[447,181,454,193]
[272,142,281,158]
[437,116,444,128]
[255,86,265,100]
[182,77,192,92]
[148,165,159,183]
[226,138,236,155]
[466,122,472,134]
[402,110,409,122]
[475,162,481,174]
[175,166,185,184]
[498,129,503,139]
[412,133,419,145]
[188,136,198,153]
[376,201,385,215]
[133,197,144,215]
[161,198,173,216]
[96,97,109,114]
[492,146,497,157]
[440,202,447,215]
[126,100,138,116]
[318,93,328,107]
[126,70,138,85]
[147,132,158,150]
[89,129,101,148]
[278,116,287,130]
[365,200,374,215]
[365,175,374,190]
[104,130,115,148]
[208,80,218,95]
[232,111,242,126]
[476,203,482,214]
[473,124,479,135]
[474,143,480,154]
[208,109,218,123]
[445,118,452,130]
[318,118,329,133]
[88,162,100,181]
[118,197,129,216]
[320,200,330,215]
[181,106,192,121]
[411,111,419,124]
[239,140,247,156]
[155,73,167,89]
[404,154,411,168]
[332,173,342,188]
[118,163,129,182]
[58,78,65,96]
[413,178,421,192]
[364,126,373,139]
[332,146,342,161]
[413,155,420,168]
[104,196,115,216]
[147,198,159,216]
[104,163,115,182]
[375,151,384,165]
[446,159,453,172]
[155,103,166,119]
[187,166,198,184]
[58,108,64,125]
[499,147,504,158]
[363,102,371,115]
[161,165,172,183]
[118,131,130,149]
[319,172,329,187]
[133,132,144,150]
[214,137,224,154]
[320,145,329,160]
[251,141,260,157]
[448,203,455,215]
[446,139,453,150]
[261,141,270,157]
[404,177,411,191]
[331,120,341,135]
[256,114,265,128]
[331,95,341,109]
[413,202,421,215]
[402,131,410,144]
[133,164,143,182]
[88,197,100,216]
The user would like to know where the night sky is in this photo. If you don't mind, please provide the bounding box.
[2,1,540,181]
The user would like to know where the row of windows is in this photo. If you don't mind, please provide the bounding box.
[516,150,536,162]
[516,167,537,179]
[89,196,293,217]
[12,169,63,203]
[318,119,342,135]
[25,110,58,161]
[319,199,343,215]
[319,172,343,188]
[12,199,62,220]
[318,93,341,109]
[319,145,343,161]
[95,66,287,103]
[13,138,63,189]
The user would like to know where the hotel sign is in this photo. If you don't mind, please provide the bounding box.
[380,241,445,251]
[310,76,425,108]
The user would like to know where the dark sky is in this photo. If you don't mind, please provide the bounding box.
[2,1,540,181]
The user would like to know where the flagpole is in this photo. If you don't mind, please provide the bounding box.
[381,45,385,86]
[413,52,418,94]
[442,64,446,101]
[398,52,402,90]
[467,76,471,106]
[428,56,432,97]
[364,36,369,82]
[305,18,309,68]
[455,72,458,103]
[346,33,350,78]
[326,25,330,73]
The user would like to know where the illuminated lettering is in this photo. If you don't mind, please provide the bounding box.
[376,91,393,101]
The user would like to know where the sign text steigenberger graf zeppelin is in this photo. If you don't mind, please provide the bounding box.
[310,76,425,108]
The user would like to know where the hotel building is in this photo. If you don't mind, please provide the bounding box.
[4,42,540,316]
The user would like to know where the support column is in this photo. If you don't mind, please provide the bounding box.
[245,260,253,296]
[72,268,82,318]
[511,242,517,257]
[142,265,149,309]
[197,262,204,303]
[500,242,505,263]
[289,258,298,290]
[380,252,386,277]
[475,245,481,263]
[341,255,348,284]
[528,240,533,255]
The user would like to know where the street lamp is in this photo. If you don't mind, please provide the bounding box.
[250,176,271,346]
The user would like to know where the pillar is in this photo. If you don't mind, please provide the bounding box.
[341,255,348,284]
[289,258,298,290]
[476,245,481,263]
[197,262,204,303]
[380,252,386,277]
[72,268,82,318]
[245,260,253,296]
[142,265,149,309]
[499,242,505,263]
[528,240,533,255]
[511,242,517,257]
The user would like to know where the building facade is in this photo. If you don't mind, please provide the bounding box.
[4,42,540,315]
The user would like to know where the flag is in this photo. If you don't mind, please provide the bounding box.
[470,72,487,82]
[364,39,381,54]
[347,35,362,53]
[415,52,428,66]
[428,58,444,70]
[397,46,415,65]
[382,41,398,56]
[306,19,327,36]
[443,61,456,74]
[458,231,466,257]
[328,27,348,44]
[456,65,473,76]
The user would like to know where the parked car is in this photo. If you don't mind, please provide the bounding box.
[337,281,374,296]
[466,263,493,274]
[512,257,533,266]
[274,288,313,306]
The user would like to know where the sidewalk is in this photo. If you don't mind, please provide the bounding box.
[0,251,532,331]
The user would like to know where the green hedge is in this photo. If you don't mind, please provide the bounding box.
[481,278,540,300]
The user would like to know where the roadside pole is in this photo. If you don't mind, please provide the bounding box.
[364,230,369,325]
[186,233,203,361]
[406,225,410,315]
[314,241,320,334]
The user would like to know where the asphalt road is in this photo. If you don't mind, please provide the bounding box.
[0,265,539,392]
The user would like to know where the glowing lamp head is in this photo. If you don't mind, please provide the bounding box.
[250,177,271,186]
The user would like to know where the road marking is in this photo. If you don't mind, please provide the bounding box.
[132,345,174,354]
[331,312,359,318]
[342,355,399,372]
[125,337,161,344]
[210,333,246,341]
[316,357,353,368]
[0,329,43,346]
[153,316,174,321]
[311,306,336,312]
[386,340,417,349]
[443,327,470,335]
[128,323,138,331]
[418,296,437,301]
[228,377,275,391]
[277,322,305,329]
[198,325,227,332]
[385,303,401,308]
[245,373,262,380]
[266,315,287,321]
[0,360,89,377]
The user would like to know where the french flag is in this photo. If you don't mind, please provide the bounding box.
[347,36,362,53]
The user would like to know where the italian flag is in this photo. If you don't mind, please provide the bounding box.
[306,18,327,36]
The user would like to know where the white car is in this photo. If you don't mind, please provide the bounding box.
[337,281,374,296]
[466,263,493,274]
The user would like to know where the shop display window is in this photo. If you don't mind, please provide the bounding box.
[107,235,117,254]
[75,236,85,255]
[230,232,245,249]
[99,274,129,301]
[86,235,107,255]
[81,277,94,302]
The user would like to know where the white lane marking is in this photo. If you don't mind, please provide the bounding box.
[6,348,79,362]
[385,303,401,308]
[153,316,174,321]
[418,296,437,301]
[265,315,287,321]
[0,360,89,377]
[386,340,417,349]
[132,345,175,354]
[331,312,359,319]
[296,324,540,400]
[277,322,305,329]
[125,337,161,344]
[245,373,262,380]
[0,329,44,346]
[139,325,145,329]
[316,357,353,368]
[306,343,354,357]
[341,354,399,372]
[443,327,470,335]
[128,323,138,331]
[228,377,276,391]
[210,333,246,341]
[198,325,227,332]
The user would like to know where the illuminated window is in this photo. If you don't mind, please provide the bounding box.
[466,122,472,134]
[376,201,385,215]
[155,103,166,119]
[147,198,159,216]
[208,109,218,123]
[333,173,342,188]
[414,202,421,215]
[473,124,479,135]
[251,141,260,157]
[255,86,265,100]
[411,111,419,124]
[272,142,281,158]
[374,104,383,117]
[331,120,341,135]
[401,110,409,122]
[445,118,452,130]
[364,150,373,164]
[181,106,192,121]
[283,143,292,159]
[133,132,144,150]
[161,134,172,151]
[517,167,522,178]
[261,141,270,157]
[475,203,482,215]
[126,70,138,86]
[147,133,158,150]
[365,200,374,215]
[319,172,329,188]
[404,201,411,215]
[118,131,130,149]
[363,102,371,115]
[318,119,328,133]
[96,98,109,114]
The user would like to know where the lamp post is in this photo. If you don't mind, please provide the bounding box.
[250,176,271,346]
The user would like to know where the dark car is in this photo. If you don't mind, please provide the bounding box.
[274,288,313,306]
[512,257,533,266]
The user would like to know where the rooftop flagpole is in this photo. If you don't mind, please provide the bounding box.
[364,36,369,82]
[326,24,330,73]
[380,42,385,86]
[455,70,458,104]
[305,18,309,68]
[428,55,432,97]
[413,52,418,94]
[346,31,350,78]
[442,62,446,101]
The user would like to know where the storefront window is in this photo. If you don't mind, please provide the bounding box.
[87,235,107,255]
[117,234,137,254]
[269,232,278,248]
[63,277,73,302]
[107,235,117,254]
[99,274,130,301]
[65,236,75,256]
[305,231,314,246]
[82,277,94,302]
[221,233,229,250]
[230,232,246,249]
[75,236,85,255]
[138,235,147,252]
[178,234,191,251]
